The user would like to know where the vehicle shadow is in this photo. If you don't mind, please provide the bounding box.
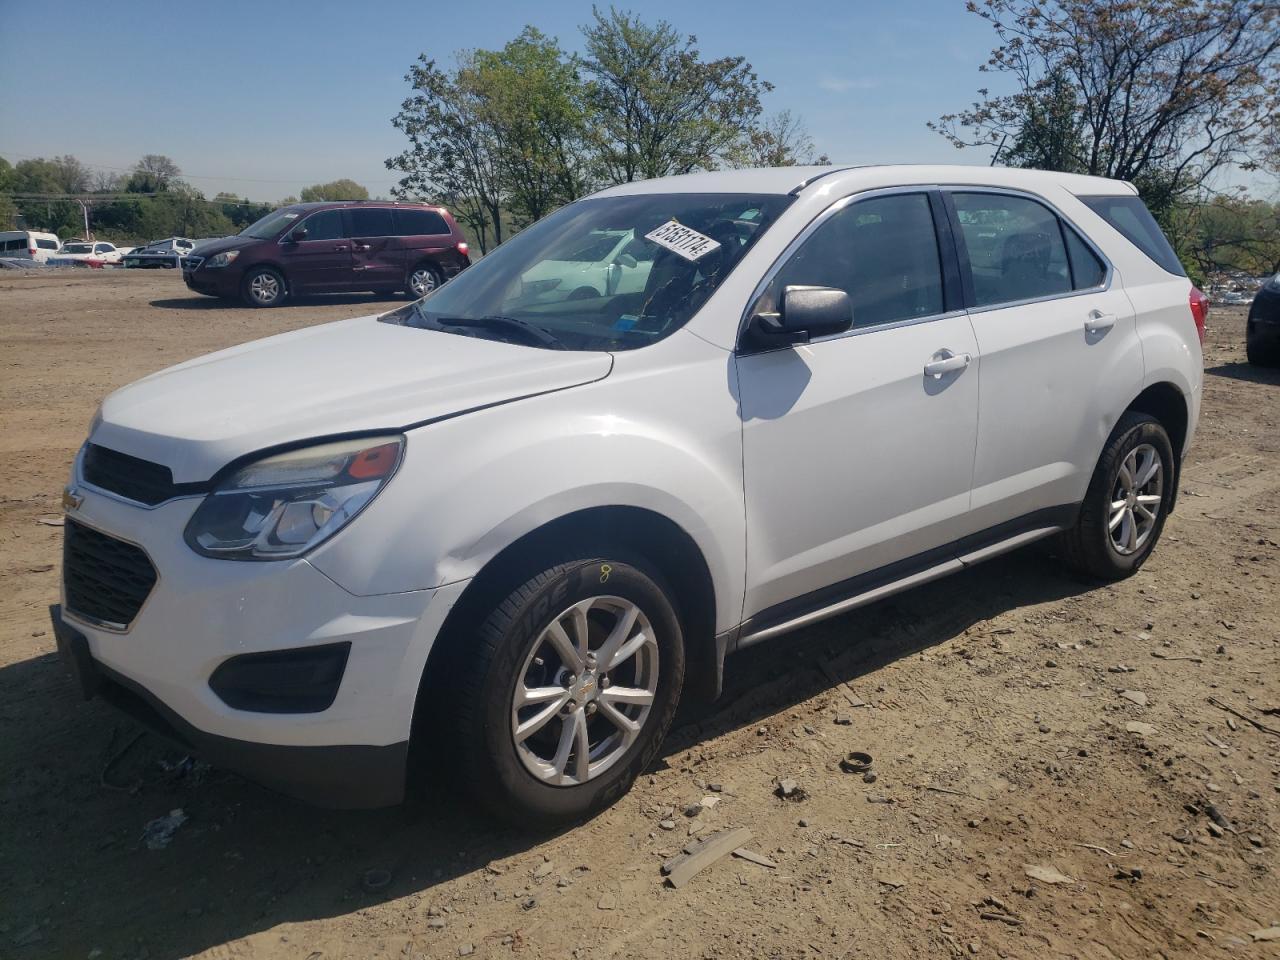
[1204,361,1280,386]
[0,542,1089,959]
[149,293,405,312]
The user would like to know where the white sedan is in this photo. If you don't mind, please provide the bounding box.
[49,241,128,268]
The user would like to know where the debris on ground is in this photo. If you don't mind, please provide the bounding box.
[1119,689,1149,707]
[1024,864,1074,885]
[732,848,777,869]
[663,827,753,888]
[775,778,805,800]
[839,751,873,774]
[140,809,187,850]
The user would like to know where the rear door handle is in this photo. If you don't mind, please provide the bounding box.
[333,245,348,252]
[1085,311,1117,334]
[924,350,972,379]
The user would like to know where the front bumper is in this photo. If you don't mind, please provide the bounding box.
[56,480,468,807]
[53,607,408,807]
[183,267,238,296]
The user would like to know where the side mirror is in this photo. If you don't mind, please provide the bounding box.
[748,285,853,348]
[615,253,638,269]
[287,227,308,243]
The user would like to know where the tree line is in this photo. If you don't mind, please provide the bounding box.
[0,154,378,244]
[385,7,825,253]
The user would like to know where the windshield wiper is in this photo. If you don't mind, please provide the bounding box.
[435,315,567,350]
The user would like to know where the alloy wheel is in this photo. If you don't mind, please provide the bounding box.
[409,268,437,298]
[511,596,658,786]
[1109,442,1163,555]
[249,272,281,305]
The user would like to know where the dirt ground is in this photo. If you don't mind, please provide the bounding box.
[1,270,1276,960]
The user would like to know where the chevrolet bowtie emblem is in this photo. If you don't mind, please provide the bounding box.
[62,486,83,513]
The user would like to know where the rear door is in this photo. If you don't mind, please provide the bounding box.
[945,188,1143,532]
[279,210,351,293]
[347,207,402,289]
[736,189,982,627]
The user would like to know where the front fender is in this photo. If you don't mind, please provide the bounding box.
[309,334,747,632]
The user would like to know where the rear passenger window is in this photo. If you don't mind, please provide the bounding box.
[952,193,1071,307]
[37,238,59,250]
[394,209,449,237]
[770,192,945,329]
[349,208,395,238]
[1064,226,1106,289]
[298,210,344,241]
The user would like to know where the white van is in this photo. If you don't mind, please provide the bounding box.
[0,230,62,263]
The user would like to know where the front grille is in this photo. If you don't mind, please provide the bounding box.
[82,443,180,505]
[64,519,158,630]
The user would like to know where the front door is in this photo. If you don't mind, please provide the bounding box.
[945,189,1142,532]
[279,209,351,293]
[346,207,403,290]
[737,190,981,624]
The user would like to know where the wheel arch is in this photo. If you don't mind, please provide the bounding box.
[1122,381,1189,511]
[407,505,721,784]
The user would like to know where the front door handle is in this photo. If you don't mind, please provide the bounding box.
[1085,310,1117,335]
[924,350,972,379]
[354,242,371,252]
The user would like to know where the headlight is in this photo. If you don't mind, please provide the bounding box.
[184,436,404,560]
[205,250,240,268]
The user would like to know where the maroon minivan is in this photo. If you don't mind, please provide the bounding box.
[183,201,471,307]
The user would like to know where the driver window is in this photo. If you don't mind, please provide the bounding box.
[769,193,944,329]
[297,210,345,242]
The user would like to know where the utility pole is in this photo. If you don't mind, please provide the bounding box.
[75,198,91,239]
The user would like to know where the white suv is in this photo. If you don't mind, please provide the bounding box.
[52,165,1203,824]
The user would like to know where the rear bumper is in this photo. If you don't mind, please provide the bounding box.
[52,606,408,808]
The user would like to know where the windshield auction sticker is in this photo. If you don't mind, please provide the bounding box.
[644,220,721,261]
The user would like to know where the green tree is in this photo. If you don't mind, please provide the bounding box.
[472,27,592,224]
[299,178,370,202]
[127,154,182,193]
[931,0,1280,220]
[733,110,829,167]
[580,6,772,181]
[388,54,506,252]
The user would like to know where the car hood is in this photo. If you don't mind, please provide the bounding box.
[91,315,614,482]
[190,234,252,257]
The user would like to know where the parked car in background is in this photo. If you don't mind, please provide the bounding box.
[183,201,470,306]
[514,228,650,307]
[1247,271,1280,367]
[0,230,61,262]
[50,241,126,268]
[54,165,1203,824]
[124,237,196,269]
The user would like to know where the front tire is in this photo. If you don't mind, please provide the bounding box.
[454,559,685,827]
[1061,411,1175,581]
[241,266,287,308]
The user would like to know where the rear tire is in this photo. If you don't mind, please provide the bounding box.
[241,266,287,308]
[405,262,441,299]
[452,558,684,828]
[1061,411,1175,581]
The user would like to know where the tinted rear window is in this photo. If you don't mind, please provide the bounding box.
[349,208,395,237]
[1080,195,1185,277]
[37,238,59,249]
[394,209,449,237]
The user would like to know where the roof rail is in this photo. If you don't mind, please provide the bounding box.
[789,166,866,195]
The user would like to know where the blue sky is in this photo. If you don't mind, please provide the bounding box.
[0,1,1109,200]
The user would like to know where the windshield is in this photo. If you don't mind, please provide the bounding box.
[239,208,302,240]
[63,243,93,254]
[381,192,792,351]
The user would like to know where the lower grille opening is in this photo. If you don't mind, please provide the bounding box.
[63,519,157,629]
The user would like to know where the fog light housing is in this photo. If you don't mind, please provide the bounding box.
[209,642,351,714]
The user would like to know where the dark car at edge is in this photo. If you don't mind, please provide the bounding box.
[184,201,471,307]
[1247,271,1280,367]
